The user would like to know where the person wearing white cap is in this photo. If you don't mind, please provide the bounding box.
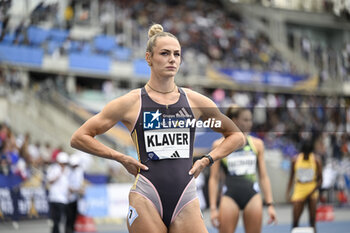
[65,155,84,233]
[46,152,70,233]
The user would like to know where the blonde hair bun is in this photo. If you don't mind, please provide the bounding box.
[148,24,164,39]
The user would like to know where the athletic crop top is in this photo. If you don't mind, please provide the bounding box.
[221,136,258,182]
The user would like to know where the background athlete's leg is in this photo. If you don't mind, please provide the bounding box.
[292,201,305,228]
[242,194,263,233]
[307,197,318,232]
[127,193,167,233]
[169,199,208,233]
[217,196,240,233]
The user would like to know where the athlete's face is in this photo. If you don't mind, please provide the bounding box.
[146,36,181,78]
[234,110,253,133]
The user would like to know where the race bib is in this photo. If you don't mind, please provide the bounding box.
[296,168,314,183]
[144,128,190,160]
[128,206,138,226]
[227,152,257,176]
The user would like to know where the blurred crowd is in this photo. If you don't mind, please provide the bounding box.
[0,122,65,178]
[1,0,349,82]
[212,88,350,205]
[2,65,350,206]
[261,0,350,17]
[212,89,350,159]
[0,0,297,76]
[0,122,85,232]
[0,0,349,207]
[288,34,350,83]
[122,0,294,73]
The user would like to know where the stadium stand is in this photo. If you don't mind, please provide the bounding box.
[0,0,349,229]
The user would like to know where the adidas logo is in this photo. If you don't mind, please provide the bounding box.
[170,151,180,158]
[175,107,192,118]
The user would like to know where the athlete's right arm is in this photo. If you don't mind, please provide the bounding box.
[286,158,296,202]
[184,89,246,164]
[70,90,148,176]
[208,138,223,228]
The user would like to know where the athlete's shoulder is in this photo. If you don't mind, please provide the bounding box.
[182,87,216,108]
[293,153,301,163]
[182,87,208,99]
[124,88,141,99]
[312,153,322,165]
[110,88,140,104]
[103,88,141,113]
[250,136,264,149]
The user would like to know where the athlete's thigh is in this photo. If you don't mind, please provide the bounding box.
[127,192,167,233]
[243,194,263,233]
[218,195,240,233]
[169,198,208,233]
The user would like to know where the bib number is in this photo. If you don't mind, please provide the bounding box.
[227,152,256,176]
[128,206,138,226]
[144,128,190,160]
[296,168,314,183]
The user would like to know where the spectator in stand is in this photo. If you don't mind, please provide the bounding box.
[47,152,70,233]
[51,145,63,163]
[19,132,33,166]
[0,14,9,42]
[64,4,74,30]
[28,141,41,167]
[0,126,24,177]
[340,134,350,158]
[40,142,53,166]
[0,154,11,175]
[1,0,298,75]
[301,36,311,60]
[66,155,84,233]
[0,123,8,145]
[2,126,18,156]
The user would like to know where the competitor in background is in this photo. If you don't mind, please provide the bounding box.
[286,137,323,233]
[209,106,277,233]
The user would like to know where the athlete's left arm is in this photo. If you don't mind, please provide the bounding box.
[186,90,246,177]
[316,157,323,189]
[306,156,323,199]
[254,137,277,224]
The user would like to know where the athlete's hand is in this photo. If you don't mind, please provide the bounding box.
[120,155,148,177]
[189,157,208,178]
[267,205,277,225]
[210,208,220,228]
